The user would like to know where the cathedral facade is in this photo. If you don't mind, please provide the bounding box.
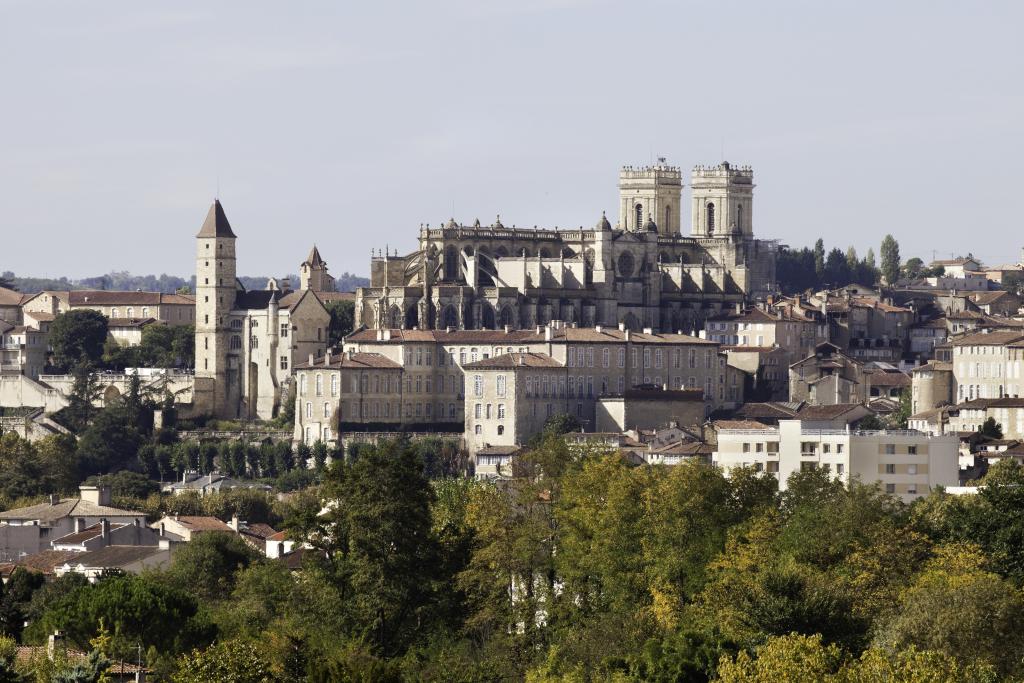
[354,161,777,334]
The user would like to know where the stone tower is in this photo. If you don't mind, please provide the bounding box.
[300,245,334,292]
[690,162,754,237]
[618,161,682,235]
[194,199,239,418]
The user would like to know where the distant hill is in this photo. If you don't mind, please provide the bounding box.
[2,270,369,294]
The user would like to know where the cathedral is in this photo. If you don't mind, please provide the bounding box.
[354,160,777,334]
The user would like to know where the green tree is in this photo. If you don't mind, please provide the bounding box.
[980,416,1003,439]
[813,239,826,280]
[29,574,214,657]
[880,234,900,285]
[63,362,101,431]
[874,543,1024,677]
[325,300,355,346]
[162,533,260,602]
[174,640,276,683]
[865,247,876,270]
[303,438,440,655]
[50,310,109,370]
[845,246,858,271]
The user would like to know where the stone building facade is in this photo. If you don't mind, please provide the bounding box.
[192,201,331,420]
[355,161,776,334]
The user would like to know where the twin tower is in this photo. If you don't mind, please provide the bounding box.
[617,160,755,238]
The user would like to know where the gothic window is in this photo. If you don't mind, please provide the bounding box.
[618,251,635,278]
[444,245,458,281]
[231,319,243,330]
[665,204,672,229]
[634,203,642,229]
[315,374,322,396]
[736,204,743,231]
[706,203,715,234]
[250,336,258,349]
[442,305,458,329]
[230,335,242,350]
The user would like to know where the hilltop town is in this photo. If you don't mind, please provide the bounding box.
[2,160,1023,679]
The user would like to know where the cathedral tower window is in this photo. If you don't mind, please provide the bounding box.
[665,205,672,230]
[706,203,715,233]
[736,204,743,231]
[634,203,642,230]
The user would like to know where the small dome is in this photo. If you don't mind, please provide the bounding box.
[644,213,658,232]
[596,211,612,231]
[445,218,458,229]
[494,214,504,229]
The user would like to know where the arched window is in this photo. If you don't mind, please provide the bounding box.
[706,203,715,233]
[323,402,330,418]
[230,335,241,350]
[250,335,258,349]
[665,204,672,229]
[474,424,482,435]
[126,308,134,318]
[736,204,743,231]
[111,308,119,318]
[315,374,323,396]
[331,375,338,396]
[497,425,505,436]
[634,203,642,229]
[300,375,307,395]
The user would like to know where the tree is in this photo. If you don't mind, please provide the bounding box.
[326,300,355,346]
[874,543,1024,677]
[980,416,1003,439]
[824,248,851,287]
[845,246,858,271]
[880,234,900,285]
[50,310,109,370]
[865,247,876,269]
[302,438,440,656]
[813,239,826,280]
[542,413,581,437]
[174,640,276,683]
[63,362,101,431]
[902,257,925,280]
[28,574,214,657]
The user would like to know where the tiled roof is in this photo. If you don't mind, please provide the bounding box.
[295,352,401,370]
[346,327,717,346]
[106,317,159,328]
[0,287,21,306]
[57,545,164,569]
[714,419,776,430]
[867,371,911,386]
[7,550,81,575]
[163,516,233,532]
[796,403,869,420]
[950,330,1024,347]
[52,522,128,545]
[705,307,809,324]
[234,290,283,310]
[912,361,953,373]
[476,445,525,456]
[315,291,357,303]
[734,402,801,419]
[464,352,563,369]
[0,499,141,523]
[615,387,705,402]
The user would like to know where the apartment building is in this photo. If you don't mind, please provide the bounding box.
[0,323,49,379]
[713,420,959,502]
[292,350,405,445]
[951,330,1024,402]
[462,352,566,456]
[342,324,741,445]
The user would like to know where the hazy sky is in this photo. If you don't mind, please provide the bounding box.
[2,1,1023,280]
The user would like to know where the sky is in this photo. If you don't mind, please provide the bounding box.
[2,1,1023,280]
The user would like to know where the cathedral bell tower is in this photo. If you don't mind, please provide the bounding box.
[618,160,682,235]
[690,162,754,237]
[194,199,239,418]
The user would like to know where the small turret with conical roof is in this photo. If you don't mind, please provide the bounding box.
[300,245,335,292]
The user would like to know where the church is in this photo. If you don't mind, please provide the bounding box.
[192,201,333,420]
[354,160,777,334]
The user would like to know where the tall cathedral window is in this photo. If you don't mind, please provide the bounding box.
[664,205,672,230]
[706,203,715,234]
[736,204,743,231]
[634,203,642,230]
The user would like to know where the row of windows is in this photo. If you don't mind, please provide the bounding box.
[472,403,506,420]
[109,307,149,318]
[305,401,461,420]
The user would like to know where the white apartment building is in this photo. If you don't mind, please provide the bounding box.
[952,330,1024,402]
[713,420,959,503]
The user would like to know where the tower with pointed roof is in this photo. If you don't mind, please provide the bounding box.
[194,199,241,418]
[300,245,335,292]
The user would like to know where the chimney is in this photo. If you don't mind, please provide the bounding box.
[735,302,742,315]
[618,322,626,331]
[595,325,603,334]
[308,353,315,365]
[74,518,85,533]
[159,522,166,537]
[382,329,391,341]
[78,485,111,507]
[544,326,552,342]
[325,351,332,365]
[446,325,453,333]
[518,354,525,366]
[536,325,542,335]
[100,519,110,545]
[229,515,239,532]
[624,329,631,342]
[504,324,510,333]
[159,537,171,550]
[49,494,59,505]
[347,348,354,360]
[643,327,653,334]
